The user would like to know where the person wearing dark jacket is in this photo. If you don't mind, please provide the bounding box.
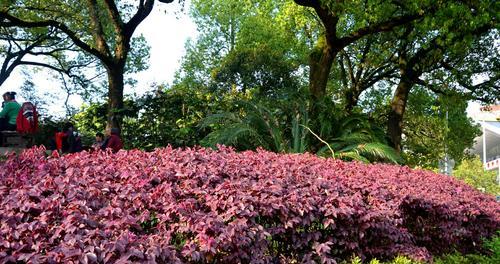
[62,122,83,153]
[101,128,123,153]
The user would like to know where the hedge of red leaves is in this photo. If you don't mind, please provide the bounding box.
[0,146,499,263]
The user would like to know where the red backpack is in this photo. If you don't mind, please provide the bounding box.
[16,102,39,134]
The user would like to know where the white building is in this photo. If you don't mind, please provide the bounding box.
[470,105,500,182]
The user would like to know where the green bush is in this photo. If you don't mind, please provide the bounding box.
[343,232,500,263]
[435,232,499,264]
[453,157,500,196]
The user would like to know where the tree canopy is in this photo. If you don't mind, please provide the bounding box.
[0,0,498,169]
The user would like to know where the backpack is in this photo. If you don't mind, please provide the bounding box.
[16,102,39,134]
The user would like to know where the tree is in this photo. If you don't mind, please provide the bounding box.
[401,88,481,168]
[0,22,97,89]
[292,0,431,102]
[453,157,500,196]
[333,34,398,113]
[0,0,178,130]
[176,0,312,97]
[386,2,497,152]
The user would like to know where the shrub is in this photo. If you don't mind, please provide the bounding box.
[0,146,498,263]
[434,231,500,264]
[453,157,500,196]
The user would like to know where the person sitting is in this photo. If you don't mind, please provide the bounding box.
[0,92,21,145]
[101,128,123,153]
[92,132,105,149]
[62,122,82,153]
[48,127,66,153]
[0,92,21,131]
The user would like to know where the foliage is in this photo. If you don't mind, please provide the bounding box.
[201,100,400,163]
[0,0,183,129]
[1,147,498,263]
[453,157,500,196]
[434,232,500,264]
[345,233,500,264]
[316,113,401,163]
[200,101,292,153]
[402,88,481,168]
[31,117,64,147]
[344,255,421,264]
[176,0,310,96]
[0,14,98,93]
[73,85,245,150]
[122,87,240,150]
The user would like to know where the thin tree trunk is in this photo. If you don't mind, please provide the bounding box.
[345,84,362,113]
[0,73,10,87]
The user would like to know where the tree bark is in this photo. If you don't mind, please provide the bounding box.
[345,85,361,113]
[309,37,336,100]
[292,0,421,103]
[106,63,125,131]
[387,76,413,153]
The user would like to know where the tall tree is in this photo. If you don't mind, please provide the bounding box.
[292,0,428,101]
[386,1,497,152]
[333,34,398,113]
[0,24,94,88]
[402,87,480,168]
[0,0,177,129]
[176,0,312,97]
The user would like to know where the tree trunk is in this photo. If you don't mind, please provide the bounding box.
[106,64,125,131]
[308,37,336,101]
[345,84,362,113]
[387,76,413,153]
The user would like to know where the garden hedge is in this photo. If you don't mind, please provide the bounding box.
[0,146,498,263]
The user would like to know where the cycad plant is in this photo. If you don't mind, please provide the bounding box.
[200,101,400,163]
[315,115,401,163]
[200,101,308,153]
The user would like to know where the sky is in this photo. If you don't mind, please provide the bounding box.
[1,1,198,116]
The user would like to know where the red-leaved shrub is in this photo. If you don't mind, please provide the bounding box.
[0,146,498,263]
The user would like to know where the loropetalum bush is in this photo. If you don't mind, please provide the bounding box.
[0,147,498,263]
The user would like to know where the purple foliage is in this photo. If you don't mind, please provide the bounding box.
[0,146,498,263]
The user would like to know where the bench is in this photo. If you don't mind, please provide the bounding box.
[1,131,33,148]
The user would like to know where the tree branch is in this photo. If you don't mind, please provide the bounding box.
[354,37,373,85]
[124,0,155,40]
[103,0,124,34]
[86,0,111,57]
[0,11,112,66]
[293,0,320,8]
[340,14,421,47]
[340,50,355,85]
[338,55,349,89]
